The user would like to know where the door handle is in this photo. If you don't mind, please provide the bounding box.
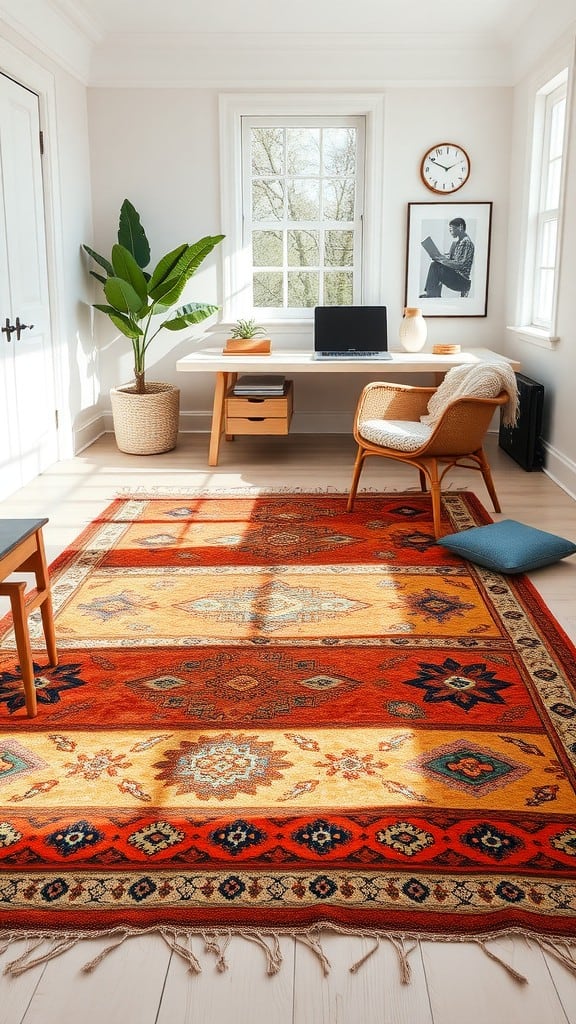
[15,317,34,341]
[1,318,16,341]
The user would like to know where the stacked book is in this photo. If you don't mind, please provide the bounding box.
[233,375,286,396]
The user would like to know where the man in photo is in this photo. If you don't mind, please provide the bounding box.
[420,217,474,298]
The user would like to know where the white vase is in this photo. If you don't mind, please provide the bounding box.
[399,307,427,352]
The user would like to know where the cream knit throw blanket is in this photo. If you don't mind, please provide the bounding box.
[421,360,520,428]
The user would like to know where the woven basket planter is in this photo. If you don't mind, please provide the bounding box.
[110,382,180,455]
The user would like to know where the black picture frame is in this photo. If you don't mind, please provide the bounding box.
[404,201,492,317]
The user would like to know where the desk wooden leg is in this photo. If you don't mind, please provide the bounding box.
[1,582,37,718]
[35,530,58,667]
[225,372,237,441]
[208,370,233,466]
[208,371,228,466]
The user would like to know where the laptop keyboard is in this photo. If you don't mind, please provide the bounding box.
[315,351,392,360]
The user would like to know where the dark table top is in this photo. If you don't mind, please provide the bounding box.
[0,519,48,560]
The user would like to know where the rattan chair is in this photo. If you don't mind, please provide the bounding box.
[347,381,509,539]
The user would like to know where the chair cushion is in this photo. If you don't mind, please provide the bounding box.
[438,519,576,574]
[359,418,432,452]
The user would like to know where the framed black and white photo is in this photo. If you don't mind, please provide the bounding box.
[405,202,492,317]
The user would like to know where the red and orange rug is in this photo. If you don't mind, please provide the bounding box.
[1,491,575,974]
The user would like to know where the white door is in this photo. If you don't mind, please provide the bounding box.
[0,72,57,501]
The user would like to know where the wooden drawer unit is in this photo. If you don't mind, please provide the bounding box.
[225,380,293,435]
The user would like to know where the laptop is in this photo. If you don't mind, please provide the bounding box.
[313,305,392,360]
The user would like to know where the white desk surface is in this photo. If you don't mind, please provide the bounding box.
[176,347,520,375]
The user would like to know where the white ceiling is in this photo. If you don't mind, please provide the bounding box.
[0,0,573,85]
[62,0,540,42]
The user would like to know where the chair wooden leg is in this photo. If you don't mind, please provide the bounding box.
[477,447,502,513]
[347,446,366,512]
[429,461,443,540]
[4,583,37,718]
[419,469,427,492]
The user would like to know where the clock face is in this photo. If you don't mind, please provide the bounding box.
[420,143,470,194]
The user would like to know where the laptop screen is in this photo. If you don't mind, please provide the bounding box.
[314,305,388,355]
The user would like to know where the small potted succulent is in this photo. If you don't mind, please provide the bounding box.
[223,317,271,355]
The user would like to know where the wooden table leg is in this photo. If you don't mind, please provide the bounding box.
[208,371,228,466]
[224,372,238,441]
[0,582,38,717]
[33,528,58,667]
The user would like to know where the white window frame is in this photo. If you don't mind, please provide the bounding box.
[219,93,385,328]
[509,68,569,348]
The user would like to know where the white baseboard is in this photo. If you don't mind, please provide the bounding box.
[73,413,107,454]
[541,441,576,502]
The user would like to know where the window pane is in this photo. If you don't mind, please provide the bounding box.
[253,230,283,267]
[540,218,557,267]
[324,229,354,266]
[287,179,320,220]
[253,271,283,306]
[545,158,562,208]
[287,271,318,307]
[286,128,320,175]
[534,267,554,323]
[323,179,355,220]
[251,127,283,175]
[252,179,284,220]
[324,272,353,305]
[549,97,566,160]
[288,229,319,267]
[323,127,356,176]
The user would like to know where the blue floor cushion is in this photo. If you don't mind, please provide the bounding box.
[438,519,576,573]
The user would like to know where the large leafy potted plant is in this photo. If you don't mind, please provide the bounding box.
[83,199,224,454]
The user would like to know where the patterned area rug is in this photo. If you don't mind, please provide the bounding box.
[1,491,576,976]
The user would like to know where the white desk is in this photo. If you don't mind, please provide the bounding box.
[176,347,520,466]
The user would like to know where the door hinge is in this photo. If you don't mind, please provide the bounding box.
[55,409,59,429]
[39,130,44,155]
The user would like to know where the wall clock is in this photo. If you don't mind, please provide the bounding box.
[420,143,470,194]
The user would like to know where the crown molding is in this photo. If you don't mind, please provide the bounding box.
[1,2,573,88]
[0,0,93,81]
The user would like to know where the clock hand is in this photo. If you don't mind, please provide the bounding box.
[430,158,451,171]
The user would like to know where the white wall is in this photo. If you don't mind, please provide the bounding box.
[85,85,513,435]
[505,28,576,498]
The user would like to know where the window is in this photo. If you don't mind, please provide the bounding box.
[243,117,364,316]
[513,69,569,344]
[219,94,385,325]
[531,80,567,329]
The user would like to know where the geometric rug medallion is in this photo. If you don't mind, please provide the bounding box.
[1,490,575,974]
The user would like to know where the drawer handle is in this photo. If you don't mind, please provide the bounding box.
[247,398,265,404]
[248,417,265,422]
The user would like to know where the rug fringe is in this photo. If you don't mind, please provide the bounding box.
[159,929,202,974]
[349,935,382,974]
[295,930,332,976]
[475,939,528,984]
[202,930,231,972]
[82,931,131,972]
[539,939,576,977]
[112,485,418,499]
[2,927,576,983]
[5,935,79,976]
[239,931,283,975]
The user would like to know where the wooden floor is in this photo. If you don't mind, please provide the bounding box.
[1,430,576,1024]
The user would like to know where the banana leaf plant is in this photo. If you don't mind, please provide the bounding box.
[83,199,224,393]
